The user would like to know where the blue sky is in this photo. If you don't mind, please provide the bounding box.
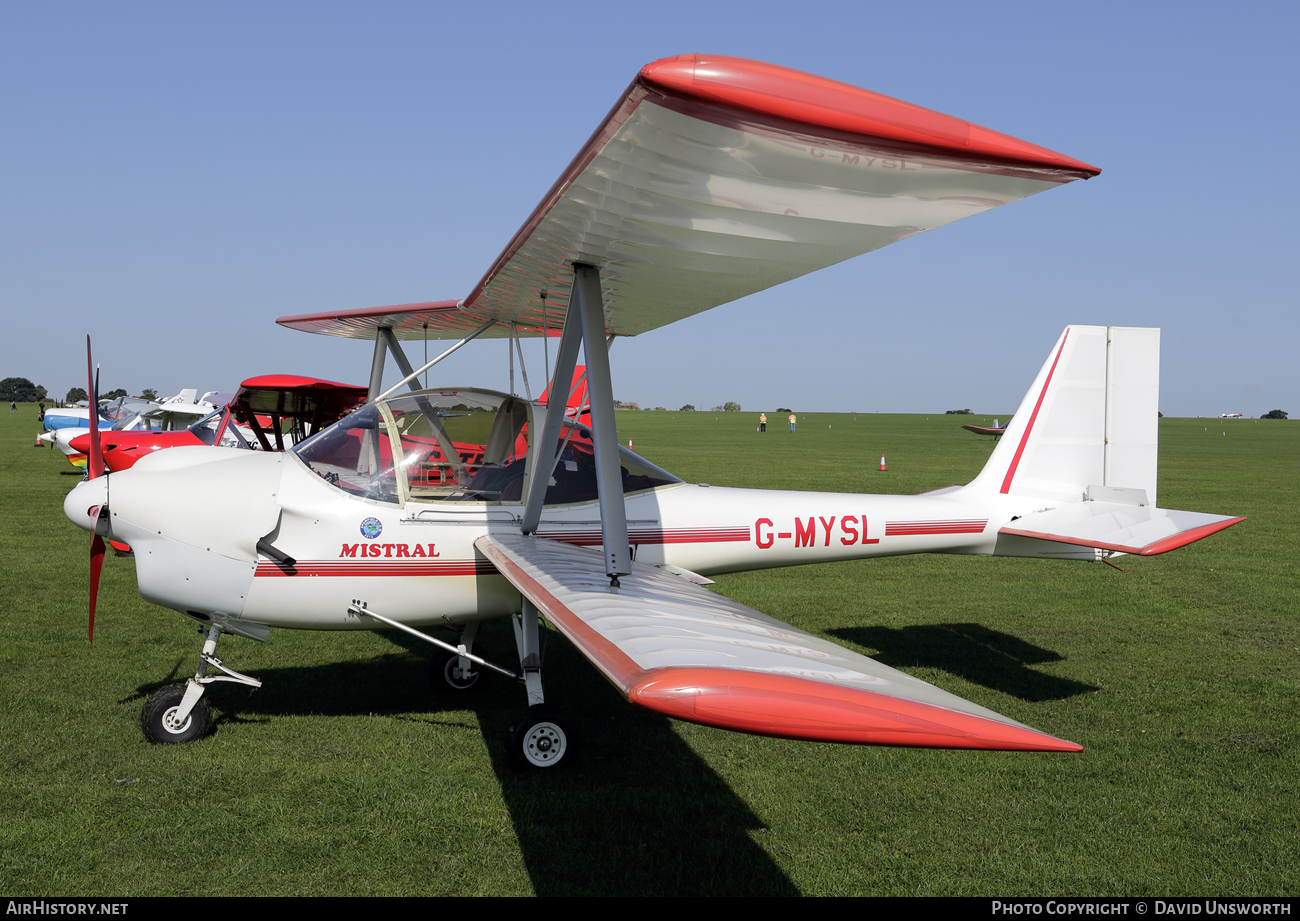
[3,2,1296,416]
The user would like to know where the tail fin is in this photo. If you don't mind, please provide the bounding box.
[966,326,1160,505]
[540,364,591,425]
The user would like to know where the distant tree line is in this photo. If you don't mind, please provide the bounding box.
[946,408,973,415]
[0,377,46,402]
[1261,409,1289,419]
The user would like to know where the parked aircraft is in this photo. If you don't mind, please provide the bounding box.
[63,55,1242,769]
[71,376,367,473]
[43,391,219,466]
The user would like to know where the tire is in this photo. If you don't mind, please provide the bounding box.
[506,707,574,770]
[430,646,484,692]
[140,684,212,744]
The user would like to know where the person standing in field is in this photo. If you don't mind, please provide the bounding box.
[789,412,796,433]
[759,412,767,433]
[9,401,14,414]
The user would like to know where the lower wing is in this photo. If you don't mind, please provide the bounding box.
[476,534,1081,752]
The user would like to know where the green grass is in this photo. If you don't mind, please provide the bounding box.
[1,406,1296,895]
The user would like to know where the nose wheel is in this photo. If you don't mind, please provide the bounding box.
[141,685,212,744]
[139,624,262,744]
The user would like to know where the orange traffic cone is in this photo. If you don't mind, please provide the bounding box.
[34,432,43,447]
[628,438,633,448]
[879,454,886,471]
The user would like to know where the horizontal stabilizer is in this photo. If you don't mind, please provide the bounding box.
[476,534,1080,752]
[999,503,1244,556]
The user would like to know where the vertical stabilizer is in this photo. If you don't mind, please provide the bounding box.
[966,326,1159,505]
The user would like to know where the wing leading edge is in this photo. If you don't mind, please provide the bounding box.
[278,55,1099,343]
[476,534,1081,752]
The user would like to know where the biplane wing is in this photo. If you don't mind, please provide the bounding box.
[230,374,368,451]
[476,533,1081,752]
[277,54,1098,343]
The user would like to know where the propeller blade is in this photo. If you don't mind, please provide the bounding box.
[89,532,105,643]
[86,336,104,480]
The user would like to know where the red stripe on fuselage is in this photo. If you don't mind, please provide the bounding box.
[534,528,751,547]
[884,520,988,536]
[254,560,497,578]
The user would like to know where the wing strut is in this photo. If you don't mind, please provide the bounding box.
[370,319,498,404]
[576,264,631,583]
[366,332,387,402]
[522,276,584,534]
[521,264,630,584]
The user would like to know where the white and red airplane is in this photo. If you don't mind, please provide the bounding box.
[64,55,1243,769]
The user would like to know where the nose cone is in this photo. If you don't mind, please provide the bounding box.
[64,477,108,533]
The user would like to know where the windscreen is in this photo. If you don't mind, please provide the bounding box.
[292,404,400,503]
[386,390,529,502]
[187,409,252,449]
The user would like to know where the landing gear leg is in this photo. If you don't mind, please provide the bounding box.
[140,624,262,744]
[431,621,484,692]
[506,599,575,770]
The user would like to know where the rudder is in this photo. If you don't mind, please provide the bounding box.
[966,326,1160,505]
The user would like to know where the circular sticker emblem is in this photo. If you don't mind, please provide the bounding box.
[360,517,383,540]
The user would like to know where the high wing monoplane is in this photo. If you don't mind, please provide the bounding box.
[65,55,1243,769]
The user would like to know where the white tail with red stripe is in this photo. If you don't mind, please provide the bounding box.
[963,326,1241,559]
[967,326,1160,505]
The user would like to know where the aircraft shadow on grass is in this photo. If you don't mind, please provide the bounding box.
[827,623,1098,703]
[132,619,799,896]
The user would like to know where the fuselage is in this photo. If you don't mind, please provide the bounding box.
[64,439,1075,637]
[63,385,1104,638]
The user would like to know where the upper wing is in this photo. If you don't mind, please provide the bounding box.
[234,375,368,420]
[476,533,1081,752]
[278,55,1099,342]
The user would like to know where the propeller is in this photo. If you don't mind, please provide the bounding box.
[86,336,104,643]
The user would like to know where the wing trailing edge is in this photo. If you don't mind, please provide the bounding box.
[476,534,1081,752]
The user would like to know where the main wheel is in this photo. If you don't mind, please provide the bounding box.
[430,646,484,692]
[141,684,212,744]
[507,707,574,770]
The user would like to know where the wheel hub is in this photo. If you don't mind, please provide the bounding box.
[162,707,192,734]
[523,723,565,766]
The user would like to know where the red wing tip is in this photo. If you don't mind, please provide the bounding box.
[640,55,1100,177]
[629,667,1081,752]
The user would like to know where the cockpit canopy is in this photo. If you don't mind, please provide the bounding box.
[291,387,680,506]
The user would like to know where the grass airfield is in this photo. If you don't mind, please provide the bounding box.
[1,406,1296,896]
